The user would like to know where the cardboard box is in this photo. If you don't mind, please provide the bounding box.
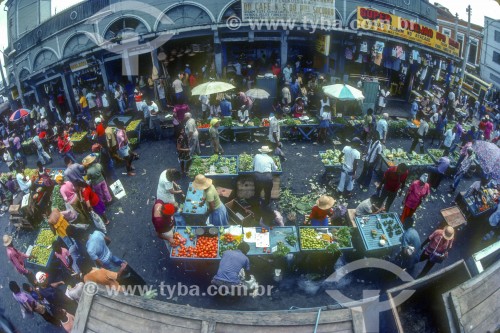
[225,200,253,225]
[9,205,20,215]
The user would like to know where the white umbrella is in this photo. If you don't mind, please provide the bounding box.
[245,88,270,100]
[322,84,365,101]
[191,81,235,96]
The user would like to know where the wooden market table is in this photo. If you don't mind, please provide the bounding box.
[353,212,404,253]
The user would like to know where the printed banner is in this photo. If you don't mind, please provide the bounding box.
[242,0,336,23]
[357,7,459,58]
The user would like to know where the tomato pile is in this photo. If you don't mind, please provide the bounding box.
[197,124,210,129]
[171,235,218,258]
[171,232,187,247]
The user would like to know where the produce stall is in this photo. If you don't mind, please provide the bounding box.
[242,226,300,256]
[108,116,143,145]
[46,168,65,181]
[354,212,404,252]
[238,153,282,175]
[319,150,343,173]
[70,131,89,153]
[26,228,57,269]
[181,182,208,225]
[455,188,499,218]
[188,155,238,179]
[21,138,35,155]
[381,149,434,170]
[298,226,353,253]
[427,149,458,168]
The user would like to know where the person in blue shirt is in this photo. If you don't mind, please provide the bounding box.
[399,216,421,274]
[212,242,251,287]
[219,96,232,117]
[410,98,420,120]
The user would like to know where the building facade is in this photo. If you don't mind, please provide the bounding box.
[481,17,500,90]
[2,0,460,112]
[435,2,483,74]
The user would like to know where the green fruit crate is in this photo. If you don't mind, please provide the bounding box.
[298,226,353,252]
[27,244,54,269]
[354,212,404,251]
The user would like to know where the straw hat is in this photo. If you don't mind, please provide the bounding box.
[55,175,64,184]
[258,146,273,153]
[82,153,97,166]
[3,235,12,246]
[162,203,176,216]
[192,174,213,190]
[443,226,455,240]
[316,195,336,210]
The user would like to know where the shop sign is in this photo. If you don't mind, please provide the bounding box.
[357,7,460,58]
[242,0,336,24]
[316,35,331,56]
[70,59,89,72]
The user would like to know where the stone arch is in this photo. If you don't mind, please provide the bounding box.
[62,33,98,58]
[32,48,58,72]
[157,3,215,31]
[218,0,241,23]
[18,68,30,81]
[103,16,151,41]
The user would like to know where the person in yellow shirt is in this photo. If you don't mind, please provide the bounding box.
[79,93,91,123]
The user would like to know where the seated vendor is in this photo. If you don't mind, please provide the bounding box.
[308,195,335,226]
[292,97,305,118]
[355,194,385,216]
[212,242,250,287]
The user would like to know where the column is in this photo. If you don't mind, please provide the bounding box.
[98,58,109,91]
[214,30,222,78]
[121,49,133,82]
[15,77,26,108]
[61,73,75,115]
[280,31,288,67]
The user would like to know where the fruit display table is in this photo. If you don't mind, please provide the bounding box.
[70,131,89,153]
[455,190,499,219]
[242,226,300,256]
[169,226,220,260]
[298,226,353,253]
[188,155,239,179]
[26,228,57,269]
[319,150,343,173]
[381,149,434,170]
[354,212,404,252]
[238,153,282,175]
[181,182,208,226]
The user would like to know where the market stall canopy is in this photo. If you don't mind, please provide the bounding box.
[245,88,270,100]
[472,140,500,182]
[322,84,365,101]
[191,81,235,96]
[9,109,30,122]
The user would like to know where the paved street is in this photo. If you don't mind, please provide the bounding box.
[0,121,492,332]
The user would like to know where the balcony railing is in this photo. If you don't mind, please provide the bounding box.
[11,0,110,55]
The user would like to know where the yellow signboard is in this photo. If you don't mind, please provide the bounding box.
[316,35,331,56]
[70,59,89,72]
[357,7,459,58]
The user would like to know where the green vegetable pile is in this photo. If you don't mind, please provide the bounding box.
[188,155,237,178]
[388,120,408,132]
[238,153,253,172]
[279,189,318,215]
[333,226,352,248]
[70,131,87,142]
[29,246,51,266]
[320,149,343,166]
[51,185,66,211]
[285,233,297,246]
[300,228,328,250]
[283,116,301,126]
[273,241,291,257]
[428,149,444,159]
[220,118,233,127]
[35,229,56,247]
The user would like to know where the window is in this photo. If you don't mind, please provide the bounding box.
[442,28,451,38]
[468,38,478,65]
[457,33,464,58]
[493,51,500,65]
[495,30,500,43]
[490,73,500,85]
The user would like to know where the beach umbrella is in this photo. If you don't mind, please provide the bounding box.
[191,81,235,96]
[245,88,270,100]
[9,109,30,122]
[472,140,500,182]
[322,84,365,101]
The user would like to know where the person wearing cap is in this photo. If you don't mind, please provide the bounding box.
[401,173,430,223]
[152,199,177,244]
[253,146,278,207]
[34,271,76,315]
[308,195,336,226]
[417,225,455,278]
[83,153,112,204]
[409,116,429,154]
[399,216,421,273]
[376,113,389,144]
[209,118,224,155]
[184,113,201,156]
[378,163,409,211]
[192,174,229,226]
[355,194,384,216]
[450,147,475,192]
[4,235,36,284]
[95,117,105,138]
[337,140,361,198]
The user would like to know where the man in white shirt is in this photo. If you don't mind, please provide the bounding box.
[147,100,161,140]
[337,140,361,197]
[16,172,32,194]
[409,117,429,154]
[378,86,390,114]
[376,113,389,144]
[184,113,200,155]
[39,105,47,119]
[268,113,281,144]
[86,91,97,111]
[199,95,209,119]
[441,126,456,155]
[283,64,293,83]
[33,134,52,165]
[172,74,184,104]
[281,83,291,106]
[253,146,277,207]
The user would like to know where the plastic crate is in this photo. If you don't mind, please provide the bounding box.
[298,226,353,252]
[183,182,208,215]
[27,245,54,269]
[354,213,404,251]
[244,227,300,256]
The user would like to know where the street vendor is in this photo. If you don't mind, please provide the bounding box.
[253,146,278,207]
[268,112,281,145]
[82,153,112,205]
[337,139,361,198]
[151,201,176,244]
[212,242,251,288]
[209,118,224,155]
[192,174,229,226]
[292,97,305,118]
[464,177,493,197]
[355,194,385,216]
[308,195,336,226]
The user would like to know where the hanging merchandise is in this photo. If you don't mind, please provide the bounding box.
[374,41,385,54]
[420,66,428,81]
[360,41,368,53]
[401,64,408,75]
[374,53,383,66]
[355,53,363,63]
[396,46,404,59]
[392,47,397,57]
[345,47,353,60]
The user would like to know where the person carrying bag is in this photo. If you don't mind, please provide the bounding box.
[417,226,454,278]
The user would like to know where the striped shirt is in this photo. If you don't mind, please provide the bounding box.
[213,250,250,284]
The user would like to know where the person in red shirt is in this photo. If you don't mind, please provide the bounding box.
[57,130,76,163]
[271,62,281,76]
[377,163,409,211]
[80,184,110,225]
[189,73,197,88]
[95,117,105,137]
[308,195,335,226]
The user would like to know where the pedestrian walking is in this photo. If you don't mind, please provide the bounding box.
[401,174,430,223]
[377,163,409,211]
[4,235,36,285]
[417,226,454,278]
[359,131,383,188]
[33,134,52,165]
[450,148,475,192]
[337,140,361,198]
[184,113,200,156]
[409,117,429,154]
[399,217,421,274]
[9,281,60,325]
